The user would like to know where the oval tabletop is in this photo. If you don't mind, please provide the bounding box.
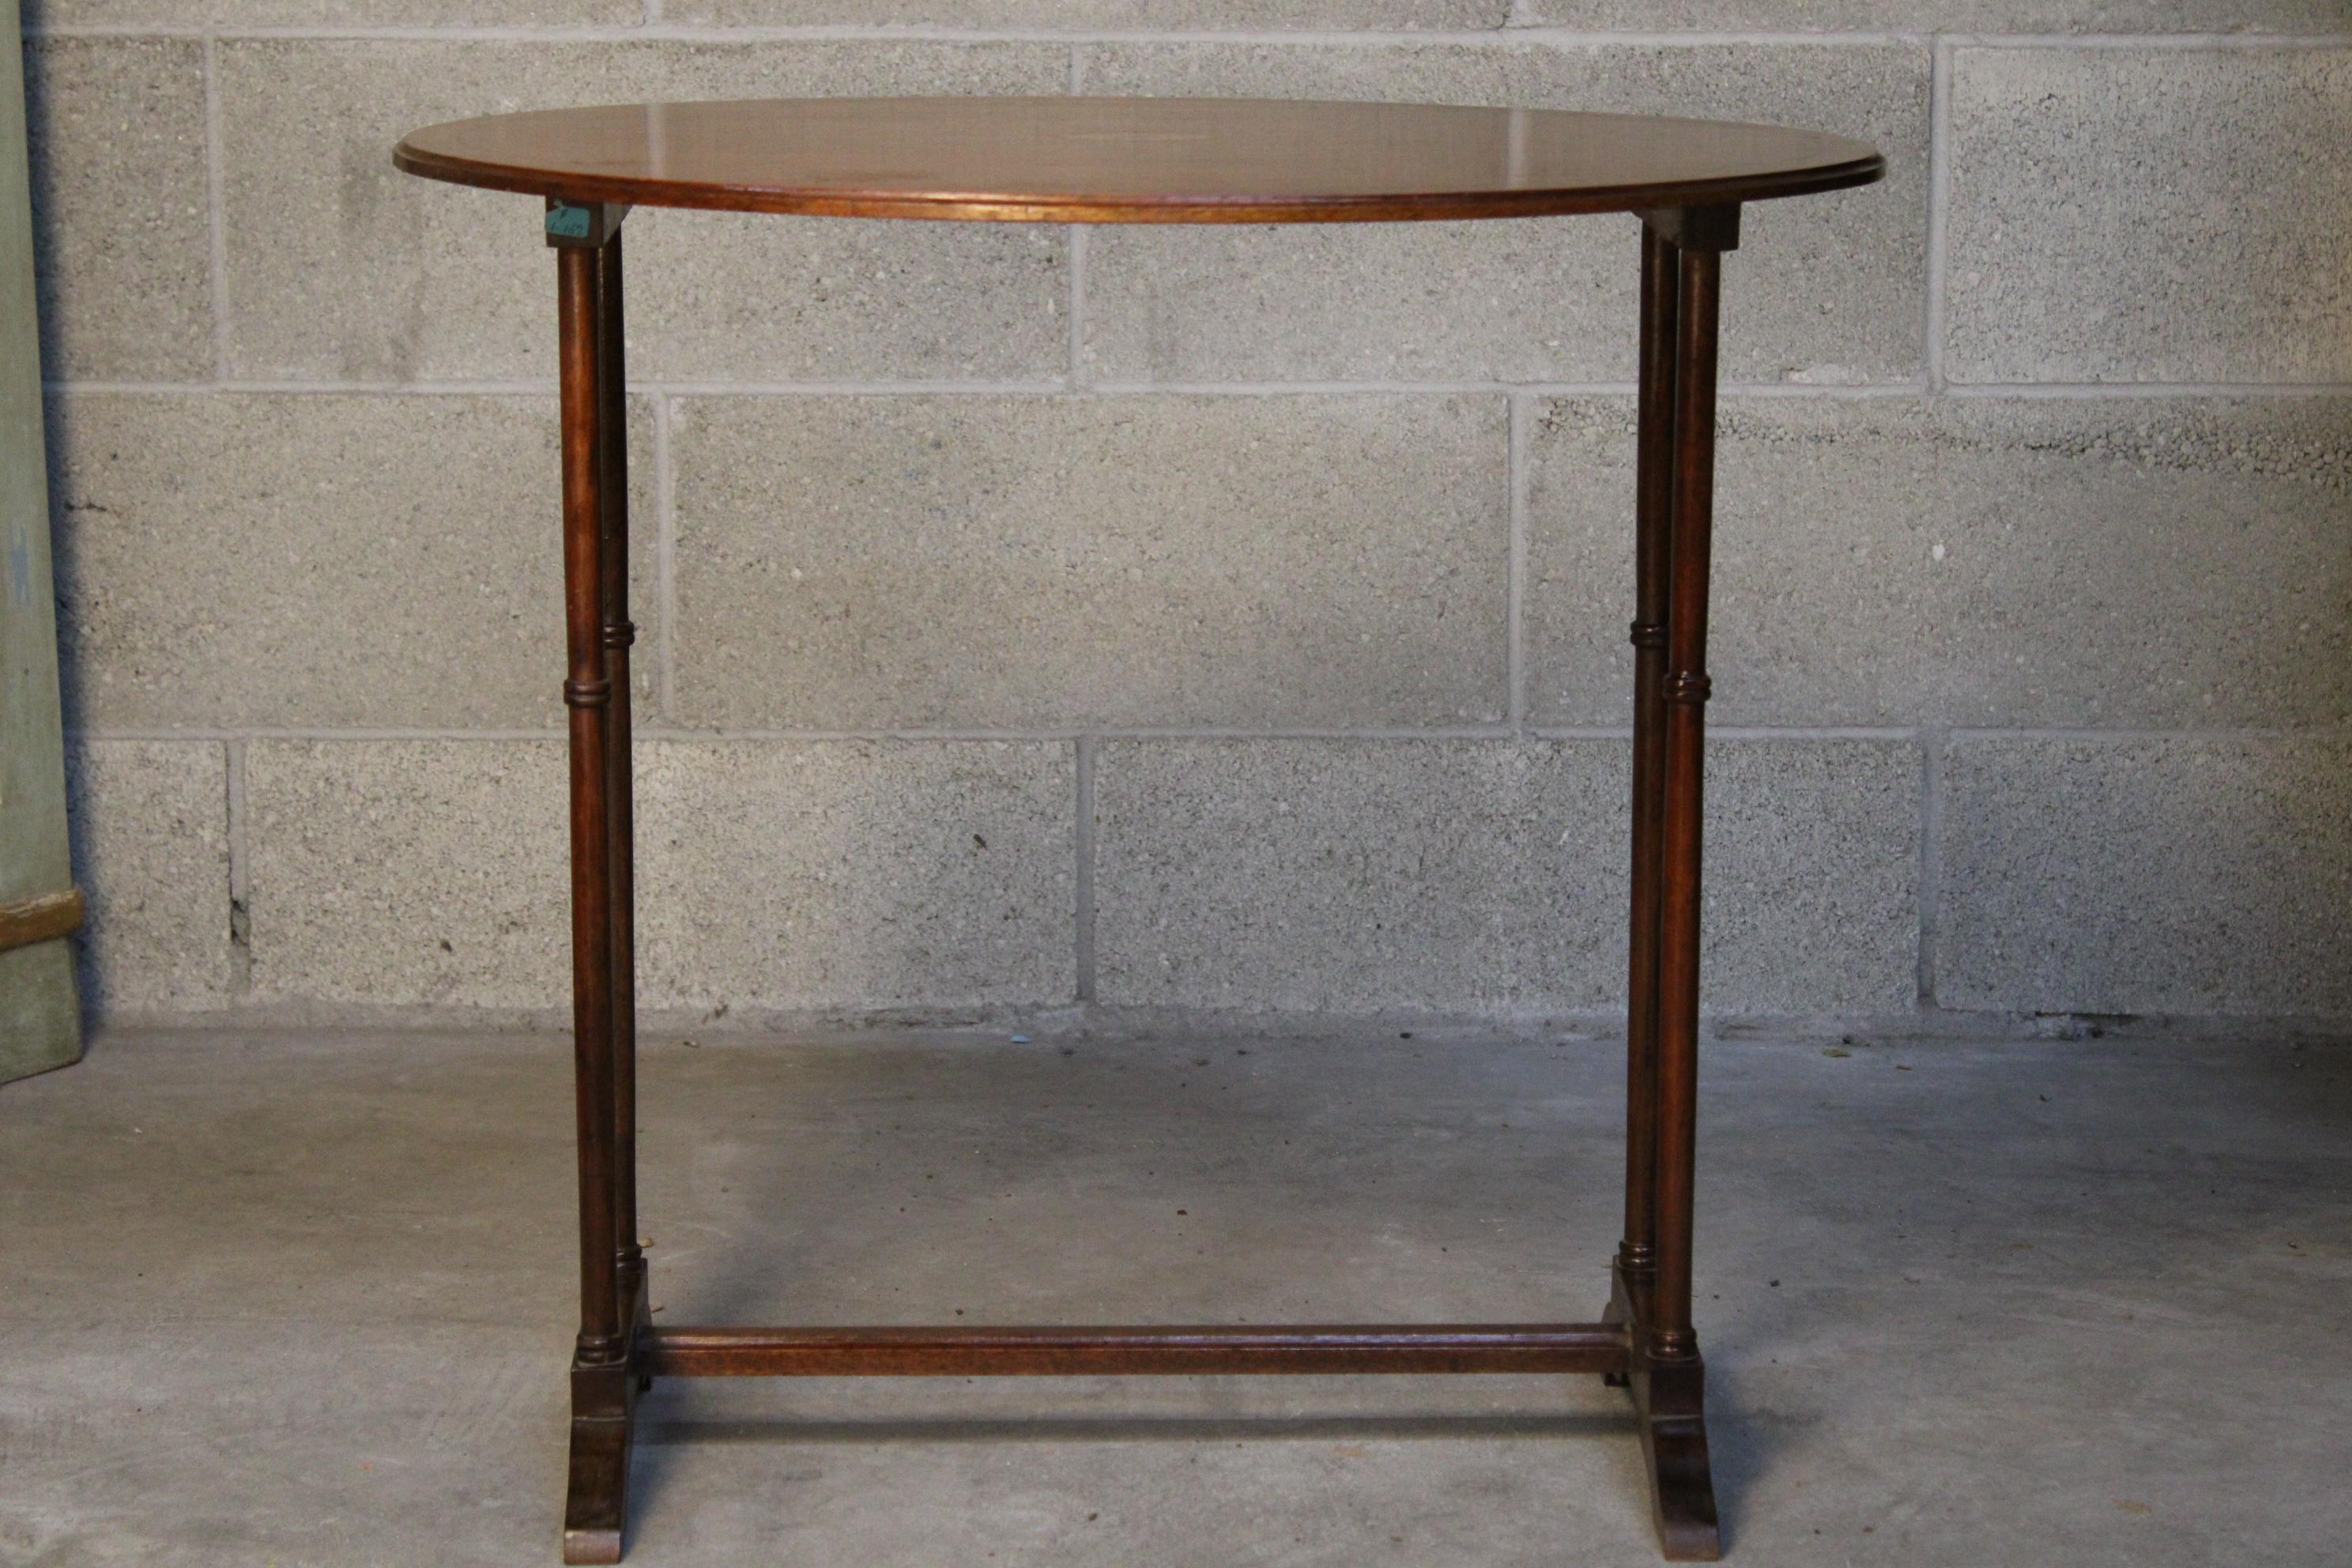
[394,96,1882,224]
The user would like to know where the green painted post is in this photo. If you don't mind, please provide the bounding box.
[1,0,85,1080]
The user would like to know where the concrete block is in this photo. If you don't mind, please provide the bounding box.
[669,393,1508,729]
[1519,0,2341,29]
[1948,47,2352,384]
[47,392,655,730]
[1527,395,2352,729]
[65,740,229,1013]
[244,741,569,1008]
[1078,42,1926,386]
[666,0,1508,22]
[634,741,1074,1009]
[1702,737,1918,1014]
[1094,737,1916,1013]
[244,738,1074,1012]
[215,40,1069,383]
[22,39,209,382]
[1939,737,2352,1016]
[1095,740,1624,1013]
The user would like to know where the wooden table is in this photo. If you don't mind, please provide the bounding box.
[394,96,1883,1564]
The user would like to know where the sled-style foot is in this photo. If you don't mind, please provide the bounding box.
[560,1396,631,1566]
[1604,1262,1720,1560]
[1631,1355,1721,1561]
[563,1272,651,1563]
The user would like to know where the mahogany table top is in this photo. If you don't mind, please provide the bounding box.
[394,96,1883,224]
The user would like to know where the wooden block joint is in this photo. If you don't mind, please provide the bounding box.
[546,198,632,248]
[1636,203,1741,252]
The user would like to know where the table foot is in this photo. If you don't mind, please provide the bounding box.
[1632,1356,1720,1561]
[560,1397,630,1566]
[563,1270,651,1562]
[1604,1265,1720,1560]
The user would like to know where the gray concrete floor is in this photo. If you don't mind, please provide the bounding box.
[3,1023,2348,1566]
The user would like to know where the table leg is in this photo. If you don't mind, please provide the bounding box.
[552,223,638,1567]
[596,229,650,1374]
[1608,204,1736,1562]
[1611,220,1679,1355]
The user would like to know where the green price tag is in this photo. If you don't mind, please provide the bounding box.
[545,203,593,239]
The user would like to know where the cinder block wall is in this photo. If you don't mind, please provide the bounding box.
[23,3,2351,1029]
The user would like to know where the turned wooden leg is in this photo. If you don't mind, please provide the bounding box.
[1609,220,1681,1386]
[1652,218,1722,1373]
[595,228,650,1385]
[552,209,640,1567]
[1619,204,1736,1562]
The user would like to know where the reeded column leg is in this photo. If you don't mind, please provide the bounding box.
[596,229,649,1378]
[558,239,623,1371]
[1618,205,1736,1563]
[1608,220,1680,1373]
[1652,232,1721,1374]
[551,205,639,1568]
